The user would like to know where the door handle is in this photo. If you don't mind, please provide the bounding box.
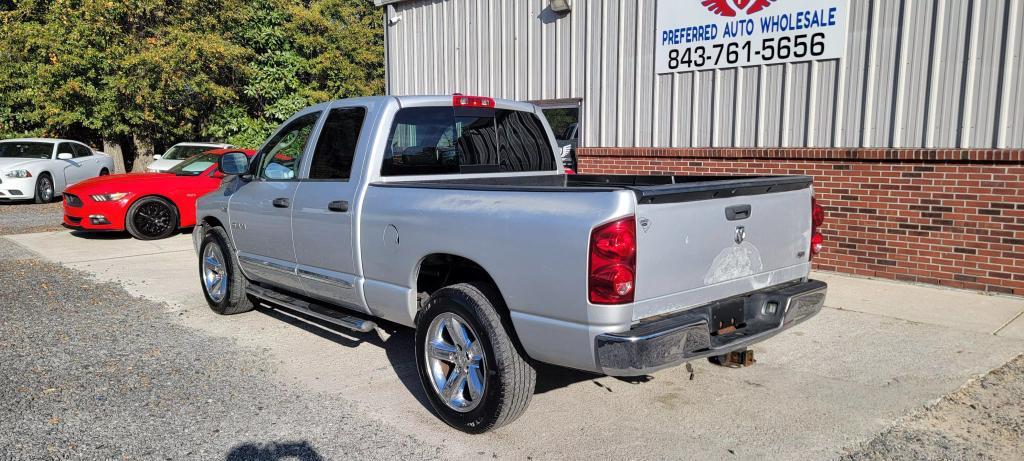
[725,204,752,221]
[272,198,291,208]
[328,200,349,213]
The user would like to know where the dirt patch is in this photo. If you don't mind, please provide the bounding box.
[0,202,64,235]
[843,354,1024,460]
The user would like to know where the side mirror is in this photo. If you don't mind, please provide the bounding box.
[153,154,163,160]
[218,152,250,176]
[57,152,73,160]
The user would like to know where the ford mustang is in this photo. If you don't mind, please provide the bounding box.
[0,138,114,203]
[63,148,255,240]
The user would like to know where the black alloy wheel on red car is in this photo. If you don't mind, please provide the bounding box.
[125,196,179,240]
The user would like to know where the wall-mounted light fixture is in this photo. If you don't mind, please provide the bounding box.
[550,0,571,14]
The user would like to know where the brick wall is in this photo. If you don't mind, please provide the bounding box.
[577,148,1024,296]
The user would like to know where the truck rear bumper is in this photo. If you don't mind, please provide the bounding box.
[595,279,826,376]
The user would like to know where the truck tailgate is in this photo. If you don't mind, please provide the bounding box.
[629,176,814,321]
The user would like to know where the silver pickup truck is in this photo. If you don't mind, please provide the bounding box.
[193,95,827,433]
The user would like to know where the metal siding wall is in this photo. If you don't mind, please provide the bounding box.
[585,1,602,146]
[813,61,838,147]
[694,71,715,146]
[386,0,1024,149]
[717,69,736,146]
[737,67,760,147]
[964,0,1008,147]
[635,0,655,147]
[931,0,971,147]
[894,0,936,147]
[1005,1,1024,147]
[761,64,785,146]
[618,0,636,146]
[865,0,901,147]
[786,63,810,147]
[839,0,871,147]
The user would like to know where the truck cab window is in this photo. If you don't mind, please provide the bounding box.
[382,106,553,176]
[382,107,460,176]
[257,112,321,180]
[497,110,556,172]
[309,107,367,180]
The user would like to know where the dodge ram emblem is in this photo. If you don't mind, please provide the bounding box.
[735,226,746,244]
[639,217,651,233]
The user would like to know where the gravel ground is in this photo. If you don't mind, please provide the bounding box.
[0,240,439,460]
[0,202,64,235]
[843,354,1024,461]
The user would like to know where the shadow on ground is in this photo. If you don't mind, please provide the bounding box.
[254,304,657,415]
[70,230,132,239]
[225,441,323,461]
[69,228,192,240]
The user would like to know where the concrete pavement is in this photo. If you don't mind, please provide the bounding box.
[5,230,1023,460]
[814,271,1024,339]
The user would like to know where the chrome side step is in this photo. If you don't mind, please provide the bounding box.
[246,284,377,333]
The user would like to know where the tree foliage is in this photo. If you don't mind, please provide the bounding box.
[0,0,384,150]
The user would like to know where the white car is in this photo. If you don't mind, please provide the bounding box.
[146,142,232,172]
[0,138,115,203]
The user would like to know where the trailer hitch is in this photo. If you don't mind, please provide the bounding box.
[708,348,756,368]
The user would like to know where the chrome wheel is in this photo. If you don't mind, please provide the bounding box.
[37,176,53,202]
[202,243,227,303]
[424,312,487,412]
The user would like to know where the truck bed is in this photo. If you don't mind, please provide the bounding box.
[372,174,812,204]
[372,172,814,322]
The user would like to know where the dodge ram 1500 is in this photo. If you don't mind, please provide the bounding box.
[193,95,828,433]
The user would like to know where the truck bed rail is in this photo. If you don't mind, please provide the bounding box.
[372,174,813,204]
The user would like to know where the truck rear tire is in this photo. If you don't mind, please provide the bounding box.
[415,282,536,433]
[199,226,256,315]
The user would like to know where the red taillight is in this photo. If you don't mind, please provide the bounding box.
[452,95,495,108]
[810,197,825,258]
[589,217,636,304]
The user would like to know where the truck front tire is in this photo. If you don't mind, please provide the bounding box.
[415,282,536,433]
[199,226,256,315]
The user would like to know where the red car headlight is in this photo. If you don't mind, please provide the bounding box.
[90,193,129,202]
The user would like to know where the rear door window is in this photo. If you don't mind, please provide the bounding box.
[308,107,367,180]
[381,107,555,176]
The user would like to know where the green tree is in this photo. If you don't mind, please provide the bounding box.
[205,0,384,148]
[0,0,385,165]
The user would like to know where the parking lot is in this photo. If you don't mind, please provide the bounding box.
[2,216,1022,459]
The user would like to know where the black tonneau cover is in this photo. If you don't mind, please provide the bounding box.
[371,174,813,204]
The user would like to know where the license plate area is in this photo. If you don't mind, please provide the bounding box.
[710,298,747,336]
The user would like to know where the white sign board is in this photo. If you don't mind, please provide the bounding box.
[655,0,849,73]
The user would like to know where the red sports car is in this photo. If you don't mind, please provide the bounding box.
[63,148,255,240]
